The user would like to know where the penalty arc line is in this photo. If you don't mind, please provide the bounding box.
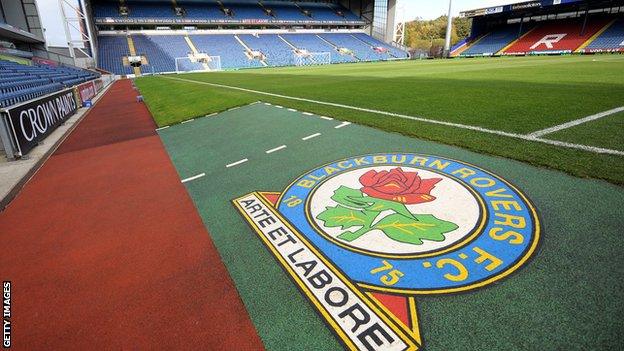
[161,76,624,156]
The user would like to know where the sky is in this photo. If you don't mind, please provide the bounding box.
[37,0,83,48]
[401,0,528,22]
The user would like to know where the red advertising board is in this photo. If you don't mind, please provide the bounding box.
[76,81,97,104]
[32,57,58,67]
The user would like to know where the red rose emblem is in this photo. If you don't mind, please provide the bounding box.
[359,167,441,204]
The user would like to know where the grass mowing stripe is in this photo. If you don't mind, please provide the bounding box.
[162,76,624,156]
[135,57,624,184]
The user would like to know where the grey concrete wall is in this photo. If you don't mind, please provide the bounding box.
[1,0,28,31]
[22,0,43,39]
[385,0,396,43]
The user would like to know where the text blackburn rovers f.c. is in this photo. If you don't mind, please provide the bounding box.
[234,152,540,351]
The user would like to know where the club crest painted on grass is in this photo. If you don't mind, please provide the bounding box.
[233,153,540,350]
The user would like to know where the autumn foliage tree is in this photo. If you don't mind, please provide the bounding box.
[405,16,471,54]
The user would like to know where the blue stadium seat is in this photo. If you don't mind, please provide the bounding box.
[190,34,264,69]
[0,59,98,108]
[585,19,624,52]
[352,33,409,58]
[96,32,408,73]
[133,35,203,73]
[93,0,362,24]
[281,34,356,63]
[238,34,294,66]
[97,36,133,74]
[320,33,390,62]
[462,24,533,56]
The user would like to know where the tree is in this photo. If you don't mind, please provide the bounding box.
[404,16,472,52]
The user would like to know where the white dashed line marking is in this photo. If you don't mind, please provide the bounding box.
[206,112,217,117]
[156,126,169,131]
[264,102,271,106]
[229,106,240,111]
[181,119,194,124]
[303,112,313,116]
[288,108,297,112]
[266,145,287,154]
[226,158,249,168]
[275,105,283,109]
[320,116,333,121]
[335,122,351,129]
[181,173,205,183]
[302,133,321,141]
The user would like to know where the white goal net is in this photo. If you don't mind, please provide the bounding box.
[293,51,331,66]
[175,54,222,73]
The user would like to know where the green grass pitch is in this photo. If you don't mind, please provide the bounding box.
[136,55,624,184]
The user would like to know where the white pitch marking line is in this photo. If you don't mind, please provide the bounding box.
[335,122,351,129]
[181,119,194,124]
[226,158,249,168]
[181,173,205,183]
[266,145,287,154]
[303,112,313,116]
[320,116,333,121]
[162,76,624,156]
[156,126,169,131]
[302,133,321,141]
[528,106,624,138]
[287,108,297,112]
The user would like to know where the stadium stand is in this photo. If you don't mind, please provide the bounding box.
[462,24,534,56]
[96,32,406,73]
[457,1,624,58]
[281,34,357,64]
[93,0,364,24]
[503,18,612,55]
[132,35,202,73]
[92,0,408,74]
[97,36,133,75]
[0,60,99,108]
[238,34,294,67]
[190,34,264,70]
[353,33,409,58]
[582,19,624,52]
[320,33,389,61]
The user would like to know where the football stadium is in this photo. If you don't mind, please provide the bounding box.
[0,0,623,350]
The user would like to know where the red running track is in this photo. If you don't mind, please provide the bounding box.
[0,80,264,350]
